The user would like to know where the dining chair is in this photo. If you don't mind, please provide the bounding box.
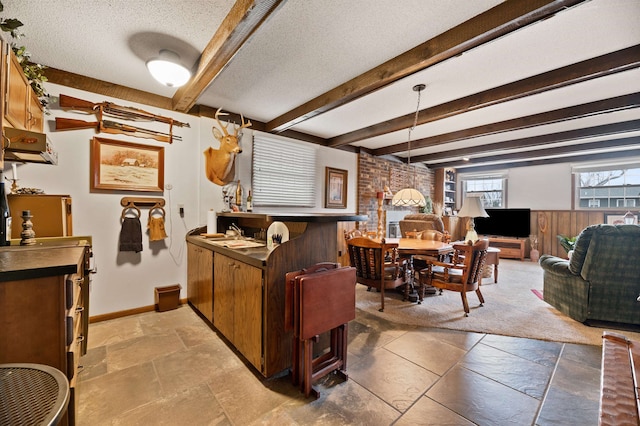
[418,239,489,316]
[347,237,405,312]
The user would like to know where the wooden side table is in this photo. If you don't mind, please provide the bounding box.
[482,247,500,284]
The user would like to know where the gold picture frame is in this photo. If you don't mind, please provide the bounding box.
[325,167,347,208]
[90,137,164,192]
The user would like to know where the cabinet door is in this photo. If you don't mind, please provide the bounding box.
[197,248,213,322]
[28,90,44,131]
[187,244,213,322]
[187,243,199,308]
[233,262,262,369]
[5,47,29,130]
[213,253,234,339]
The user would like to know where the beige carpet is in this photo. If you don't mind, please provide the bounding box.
[356,259,640,346]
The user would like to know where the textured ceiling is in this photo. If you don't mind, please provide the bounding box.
[3,0,640,172]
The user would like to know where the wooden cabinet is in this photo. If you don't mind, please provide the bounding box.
[0,244,91,425]
[442,215,464,241]
[485,236,527,260]
[435,168,457,213]
[8,194,73,239]
[4,45,43,132]
[187,242,213,323]
[214,252,262,370]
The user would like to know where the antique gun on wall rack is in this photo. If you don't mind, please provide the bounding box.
[55,117,181,143]
[59,94,190,128]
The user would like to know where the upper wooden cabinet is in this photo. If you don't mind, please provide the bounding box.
[4,45,43,132]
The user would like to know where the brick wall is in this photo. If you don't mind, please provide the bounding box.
[357,151,434,232]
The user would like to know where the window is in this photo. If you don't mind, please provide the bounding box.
[573,162,640,209]
[252,132,317,207]
[459,172,506,208]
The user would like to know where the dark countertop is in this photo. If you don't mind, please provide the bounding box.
[0,245,86,282]
[186,235,268,267]
[217,212,368,222]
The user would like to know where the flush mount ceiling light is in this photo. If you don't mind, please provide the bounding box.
[146,49,191,88]
[392,84,427,207]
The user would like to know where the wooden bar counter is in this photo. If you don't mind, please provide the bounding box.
[186,212,366,378]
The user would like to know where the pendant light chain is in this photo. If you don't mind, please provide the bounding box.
[408,84,425,186]
[391,83,427,208]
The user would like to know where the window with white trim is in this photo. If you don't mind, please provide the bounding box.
[459,172,506,208]
[252,132,317,207]
[573,161,640,209]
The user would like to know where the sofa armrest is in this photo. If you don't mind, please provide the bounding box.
[540,254,590,322]
[539,254,573,275]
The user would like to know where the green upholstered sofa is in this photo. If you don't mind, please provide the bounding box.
[539,224,640,325]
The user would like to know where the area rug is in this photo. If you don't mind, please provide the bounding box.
[355,259,640,346]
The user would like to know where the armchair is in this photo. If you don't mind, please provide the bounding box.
[399,214,445,238]
[418,239,489,316]
[539,224,640,325]
[347,237,405,312]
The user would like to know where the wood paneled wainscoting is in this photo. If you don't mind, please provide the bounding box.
[531,210,613,258]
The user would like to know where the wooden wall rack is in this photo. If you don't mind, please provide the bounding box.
[120,197,165,208]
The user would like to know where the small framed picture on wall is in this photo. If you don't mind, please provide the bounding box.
[325,167,347,208]
[604,213,638,225]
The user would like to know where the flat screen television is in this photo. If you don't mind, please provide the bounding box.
[474,208,531,238]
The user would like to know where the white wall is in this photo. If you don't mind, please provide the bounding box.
[4,83,358,316]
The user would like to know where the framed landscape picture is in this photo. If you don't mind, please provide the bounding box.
[325,167,347,208]
[604,213,638,225]
[90,137,164,192]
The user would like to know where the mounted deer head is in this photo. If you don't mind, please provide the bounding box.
[203,108,252,185]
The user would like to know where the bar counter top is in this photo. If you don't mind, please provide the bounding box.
[0,245,86,282]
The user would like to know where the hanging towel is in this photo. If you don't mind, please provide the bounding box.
[120,216,143,252]
[148,216,168,241]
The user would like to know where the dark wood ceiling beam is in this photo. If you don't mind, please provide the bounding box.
[412,120,640,163]
[430,136,640,169]
[266,0,586,133]
[452,148,640,174]
[375,93,640,156]
[329,45,640,147]
[172,0,284,112]
[45,67,174,110]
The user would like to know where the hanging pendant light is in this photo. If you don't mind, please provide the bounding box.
[392,84,427,207]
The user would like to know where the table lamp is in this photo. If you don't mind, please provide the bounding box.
[457,195,489,242]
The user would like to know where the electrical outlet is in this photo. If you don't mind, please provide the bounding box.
[178,204,184,217]
[165,183,173,190]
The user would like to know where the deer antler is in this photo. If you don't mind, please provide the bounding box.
[233,114,252,136]
[214,108,231,136]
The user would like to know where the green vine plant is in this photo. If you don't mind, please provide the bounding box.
[0,1,50,111]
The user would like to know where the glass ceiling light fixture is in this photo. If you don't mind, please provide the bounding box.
[146,49,192,88]
[392,84,427,207]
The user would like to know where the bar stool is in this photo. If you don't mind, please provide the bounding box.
[0,363,70,425]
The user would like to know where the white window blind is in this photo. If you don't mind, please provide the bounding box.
[252,133,317,207]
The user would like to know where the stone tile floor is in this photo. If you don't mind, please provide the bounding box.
[77,304,602,425]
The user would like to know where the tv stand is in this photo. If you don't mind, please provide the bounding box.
[481,236,526,261]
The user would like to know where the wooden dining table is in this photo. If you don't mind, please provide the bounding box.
[383,238,454,301]
[385,238,454,257]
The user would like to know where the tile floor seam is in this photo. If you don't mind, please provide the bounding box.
[345,371,408,417]
[205,381,236,426]
[532,342,566,425]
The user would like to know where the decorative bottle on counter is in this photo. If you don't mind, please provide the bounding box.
[235,180,243,207]
[246,190,253,212]
[0,172,12,246]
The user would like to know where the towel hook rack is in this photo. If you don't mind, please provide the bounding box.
[120,197,166,208]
